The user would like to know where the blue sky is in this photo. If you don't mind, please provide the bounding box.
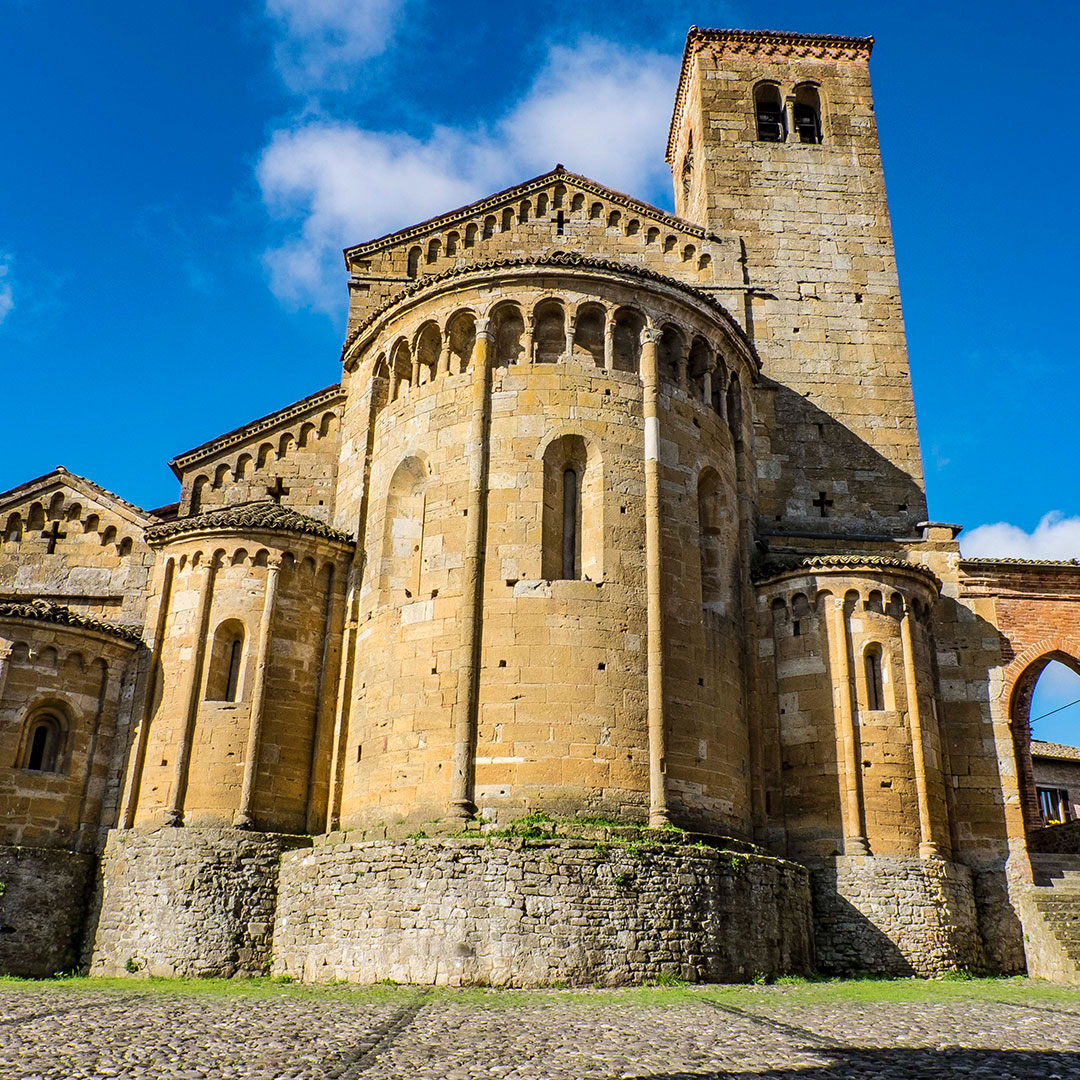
[2,2,1079,732]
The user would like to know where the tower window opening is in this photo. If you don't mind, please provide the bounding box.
[556,210,565,235]
[794,84,823,144]
[754,83,786,142]
[561,468,579,580]
[865,645,884,712]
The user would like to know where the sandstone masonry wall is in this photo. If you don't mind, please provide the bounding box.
[809,855,982,976]
[0,846,94,977]
[272,836,814,986]
[90,828,310,978]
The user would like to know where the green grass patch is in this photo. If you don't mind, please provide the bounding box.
[0,974,1077,1010]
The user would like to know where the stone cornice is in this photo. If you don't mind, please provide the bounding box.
[960,557,1080,572]
[145,502,354,548]
[753,554,941,591]
[168,385,344,478]
[342,167,712,263]
[341,252,759,368]
[667,27,874,163]
[0,599,142,645]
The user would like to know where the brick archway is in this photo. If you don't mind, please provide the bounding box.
[1002,636,1080,834]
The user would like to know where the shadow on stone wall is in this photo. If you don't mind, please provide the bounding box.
[934,597,1027,975]
[763,385,927,536]
[626,1048,1080,1079]
[805,881,912,975]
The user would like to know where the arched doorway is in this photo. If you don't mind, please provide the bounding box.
[1008,647,1080,833]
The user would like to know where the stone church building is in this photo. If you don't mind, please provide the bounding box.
[2,28,1078,984]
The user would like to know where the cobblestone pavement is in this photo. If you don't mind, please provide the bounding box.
[3,985,1080,1079]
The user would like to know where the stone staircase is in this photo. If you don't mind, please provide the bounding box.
[1022,854,1080,984]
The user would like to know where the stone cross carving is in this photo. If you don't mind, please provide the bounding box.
[41,520,67,554]
[812,491,833,518]
[266,477,290,504]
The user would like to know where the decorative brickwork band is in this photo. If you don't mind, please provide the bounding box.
[450,319,493,821]
[235,558,281,829]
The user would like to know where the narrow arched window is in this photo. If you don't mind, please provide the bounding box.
[865,645,884,711]
[206,619,245,701]
[407,246,421,278]
[794,84,823,144]
[562,468,579,580]
[754,83,786,142]
[542,435,599,582]
[23,714,63,772]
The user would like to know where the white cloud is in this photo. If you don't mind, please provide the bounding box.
[0,253,13,326]
[266,0,406,93]
[257,38,679,311]
[961,511,1080,561]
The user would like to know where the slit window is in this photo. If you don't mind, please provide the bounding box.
[754,83,786,142]
[561,468,579,579]
[865,645,884,711]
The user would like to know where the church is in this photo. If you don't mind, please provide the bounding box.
[2,27,1078,985]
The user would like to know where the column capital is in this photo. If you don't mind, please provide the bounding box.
[641,327,663,346]
[475,317,492,337]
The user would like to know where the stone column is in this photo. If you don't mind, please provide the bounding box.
[603,318,615,370]
[0,641,13,708]
[564,315,576,360]
[449,317,493,821]
[165,554,216,827]
[235,557,282,829]
[522,315,534,365]
[703,356,715,406]
[900,601,947,859]
[641,327,669,827]
[828,595,869,855]
[305,569,343,834]
[120,557,175,828]
[388,366,400,402]
[76,660,113,850]
[327,579,358,831]
[676,342,689,393]
[439,341,452,378]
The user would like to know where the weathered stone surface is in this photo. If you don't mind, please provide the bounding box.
[808,855,982,976]
[0,846,94,976]
[273,836,813,986]
[89,828,310,978]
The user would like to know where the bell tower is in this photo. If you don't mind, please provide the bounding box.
[669,28,927,538]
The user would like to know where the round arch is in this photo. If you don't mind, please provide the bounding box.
[1003,636,1080,834]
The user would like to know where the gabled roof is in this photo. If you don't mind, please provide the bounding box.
[145,502,354,547]
[0,467,156,527]
[342,166,715,262]
[666,27,875,163]
[168,384,344,479]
